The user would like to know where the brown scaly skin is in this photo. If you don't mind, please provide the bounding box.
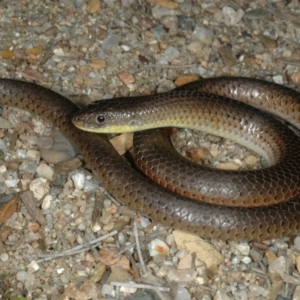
[2,78,300,241]
[73,77,300,208]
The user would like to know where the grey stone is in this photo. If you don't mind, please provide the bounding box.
[128,289,161,300]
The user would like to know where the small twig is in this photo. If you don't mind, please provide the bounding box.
[251,266,272,289]
[228,0,251,27]
[133,64,198,74]
[140,63,198,69]
[115,285,121,300]
[283,39,300,47]
[36,244,100,263]
[283,255,292,297]
[99,266,112,286]
[281,273,300,285]
[133,221,147,275]
[251,255,267,275]
[124,250,140,280]
[153,286,168,300]
[277,58,300,67]
[137,228,169,243]
[0,238,5,254]
[39,230,118,256]
[113,243,135,258]
[292,271,300,278]
[251,267,268,276]
[265,6,300,26]
[252,266,271,288]
[85,229,102,261]
[36,230,118,263]
[176,281,216,293]
[110,281,170,292]
[105,191,122,206]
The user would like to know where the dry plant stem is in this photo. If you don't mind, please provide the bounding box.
[36,230,118,263]
[277,58,300,66]
[281,273,300,285]
[113,243,135,258]
[36,245,100,263]
[141,63,198,68]
[178,282,216,293]
[133,64,198,74]
[153,286,169,300]
[265,6,300,25]
[110,281,171,292]
[124,250,141,280]
[85,230,102,261]
[251,267,268,276]
[134,221,147,275]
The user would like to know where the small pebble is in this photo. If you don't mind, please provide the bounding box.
[148,239,169,257]
[294,236,300,251]
[36,163,55,180]
[179,0,192,13]
[5,179,20,187]
[0,193,14,204]
[269,256,286,275]
[82,177,97,191]
[56,268,65,274]
[0,253,9,262]
[127,289,160,300]
[42,194,53,210]
[244,8,270,20]
[120,283,138,294]
[140,217,151,228]
[72,172,85,190]
[163,46,180,61]
[167,269,197,282]
[175,286,191,300]
[0,165,7,173]
[248,284,268,297]
[296,256,300,274]
[27,260,40,272]
[178,254,193,269]
[274,240,288,249]
[257,34,276,48]
[152,6,177,19]
[41,131,77,164]
[178,16,195,31]
[245,155,257,166]
[214,289,230,300]
[216,162,239,170]
[118,71,135,84]
[102,34,120,52]
[19,161,38,174]
[191,26,214,45]
[160,16,178,36]
[222,6,244,25]
[265,251,277,265]
[232,256,241,264]
[26,150,40,161]
[16,271,29,282]
[241,256,251,264]
[87,0,101,14]
[234,243,250,256]
[29,178,50,200]
[273,75,283,84]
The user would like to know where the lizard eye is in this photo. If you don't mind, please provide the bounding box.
[96,115,105,123]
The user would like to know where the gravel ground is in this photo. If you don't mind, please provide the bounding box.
[1,0,300,299]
